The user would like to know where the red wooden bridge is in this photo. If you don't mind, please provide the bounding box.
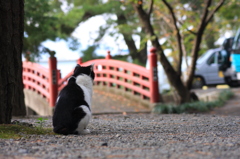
[22,48,160,115]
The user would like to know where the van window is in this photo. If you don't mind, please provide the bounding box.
[207,50,227,65]
[207,53,217,65]
[218,50,227,64]
[197,50,212,64]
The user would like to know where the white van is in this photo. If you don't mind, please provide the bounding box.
[192,48,226,88]
[147,48,228,91]
[146,48,229,91]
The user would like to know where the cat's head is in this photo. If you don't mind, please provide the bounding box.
[73,64,95,80]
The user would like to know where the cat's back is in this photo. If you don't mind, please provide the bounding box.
[59,82,83,98]
[52,82,86,134]
[55,82,86,110]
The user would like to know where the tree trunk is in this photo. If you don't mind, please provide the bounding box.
[138,41,147,65]
[117,14,147,65]
[0,0,25,124]
[133,2,191,104]
[133,0,224,103]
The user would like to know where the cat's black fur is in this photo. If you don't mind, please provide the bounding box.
[52,64,94,135]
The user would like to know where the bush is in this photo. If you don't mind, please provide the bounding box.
[152,89,234,114]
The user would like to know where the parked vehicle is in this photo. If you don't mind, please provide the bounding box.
[221,29,240,86]
[192,48,227,88]
[147,33,240,90]
[147,48,228,90]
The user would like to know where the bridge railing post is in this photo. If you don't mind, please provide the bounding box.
[149,47,160,103]
[77,57,82,65]
[105,51,112,87]
[49,55,58,107]
[105,51,111,59]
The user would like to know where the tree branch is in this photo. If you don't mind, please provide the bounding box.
[133,1,189,98]
[197,0,212,31]
[177,20,197,35]
[185,0,226,89]
[155,10,175,29]
[116,14,138,59]
[181,36,189,68]
[132,1,155,42]
[148,0,154,16]
[162,0,183,75]
[205,0,225,24]
[185,0,212,89]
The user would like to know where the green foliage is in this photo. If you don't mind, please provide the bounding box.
[24,0,62,54]
[0,124,54,139]
[35,117,48,129]
[217,0,240,32]
[132,58,144,66]
[112,55,128,61]
[24,0,81,60]
[23,0,238,60]
[153,104,178,114]
[81,46,98,62]
[153,89,234,114]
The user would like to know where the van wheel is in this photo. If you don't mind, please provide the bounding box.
[192,76,205,89]
[225,77,240,87]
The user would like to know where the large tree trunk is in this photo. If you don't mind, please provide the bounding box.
[0,0,25,124]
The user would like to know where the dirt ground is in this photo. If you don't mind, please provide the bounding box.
[91,86,240,116]
[91,89,151,114]
[207,88,240,116]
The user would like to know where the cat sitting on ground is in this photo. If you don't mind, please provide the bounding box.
[52,64,95,135]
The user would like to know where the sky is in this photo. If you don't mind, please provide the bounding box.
[40,15,130,61]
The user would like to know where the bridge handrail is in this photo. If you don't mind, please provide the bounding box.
[58,59,149,91]
[82,59,151,100]
[58,49,160,103]
[58,71,72,91]
[22,61,50,101]
[23,48,160,110]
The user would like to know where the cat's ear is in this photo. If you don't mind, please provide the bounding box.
[75,64,81,70]
[74,64,81,73]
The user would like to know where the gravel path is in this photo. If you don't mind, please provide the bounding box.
[1,88,240,159]
[1,113,240,159]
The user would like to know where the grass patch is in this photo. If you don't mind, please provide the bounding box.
[0,121,55,139]
[153,89,234,114]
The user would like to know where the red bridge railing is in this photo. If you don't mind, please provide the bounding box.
[23,61,51,102]
[23,57,60,107]
[23,48,160,108]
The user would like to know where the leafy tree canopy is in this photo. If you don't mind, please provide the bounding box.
[24,0,80,60]
[24,0,239,64]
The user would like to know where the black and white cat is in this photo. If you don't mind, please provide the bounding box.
[52,64,95,135]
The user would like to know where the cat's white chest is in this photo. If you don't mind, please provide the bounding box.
[78,85,92,106]
[76,75,93,107]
